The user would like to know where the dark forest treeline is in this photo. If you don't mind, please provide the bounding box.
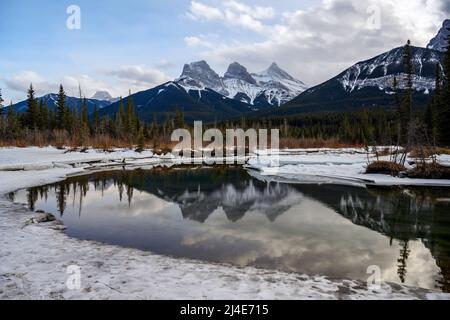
[1,36,450,149]
[0,91,399,149]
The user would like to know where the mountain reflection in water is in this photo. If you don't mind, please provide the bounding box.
[13,167,450,292]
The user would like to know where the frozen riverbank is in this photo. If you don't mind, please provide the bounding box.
[247,148,450,187]
[1,147,449,300]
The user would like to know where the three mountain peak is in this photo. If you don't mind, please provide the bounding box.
[182,60,288,82]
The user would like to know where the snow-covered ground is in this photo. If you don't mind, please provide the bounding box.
[248,148,450,187]
[1,146,450,300]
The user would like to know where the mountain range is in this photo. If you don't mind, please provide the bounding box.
[98,81,253,123]
[10,19,448,122]
[99,61,308,122]
[176,61,308,108]
[12,93,113,115]
[256,45,444,117]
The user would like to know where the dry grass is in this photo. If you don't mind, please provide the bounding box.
[374,147,393,157]
[279,137,362,149]
[410,146,450,158]
[89,135,117,152]
[406,163,450,179]
[150,139,178,155]
[366,161,406,176]
[0,131,142,151]
[434,147,450,155]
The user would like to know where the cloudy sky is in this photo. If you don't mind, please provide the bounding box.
[0,0,448,103]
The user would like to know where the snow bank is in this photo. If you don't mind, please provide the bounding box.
[248,148,450,187]
[0,147,156,172]
[1,147,449,300]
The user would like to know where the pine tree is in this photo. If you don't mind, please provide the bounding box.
[37,100,44,130]
[400,40,414,144]
[392,76,401,114]
[424,64,441,142]
[6,101,17,140]
[150,114,158,140]
[136,126,145,151]
[92,104,99,135]
[79,97,89,144]
[81,97,89,129]
[26,84,39,130]
[360,109,374,144]
[0,89,4,134]
[125,93,137,134]
[0,88,4,117]
[56,84,67,129]
[439,26,450,146]
[115,97,125,138]
[340,115,351,142]
[174,108,185,129]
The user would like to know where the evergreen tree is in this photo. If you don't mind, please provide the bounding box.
[56,84,67,129]
[392,76,401,115]
[174,108,185,129]
[92,104,100,135]
[400,40,414,144]
[439,26,450,146]
[115,97,125,138]
[424,63,441,142]
[360,109,374,144]
[26,84,39,130]
[137,126,145,151]
[125,93,137,134]
[340,115,352,142]
[81,97,89,129]
[79,97,89,144]
[0,88,4,117]
[37,100,47,130]
[0,89,4,133]
[376,109,389,145]
[6,102,17,140]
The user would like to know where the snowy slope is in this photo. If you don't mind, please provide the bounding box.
[252,63,309,106]
[427,19,450,52]
[338,46,443,93]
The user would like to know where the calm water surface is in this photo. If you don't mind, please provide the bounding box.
[13,167,450,292]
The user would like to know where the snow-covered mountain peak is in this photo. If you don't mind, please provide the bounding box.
[259,62,298,82]
[177,60,308,108]
[427,19,450,52]
[91,91,114,102]
[181,60,223,90]
[224,62,257,85]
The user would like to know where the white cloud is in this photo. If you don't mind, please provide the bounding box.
[185,0,447,85]
[3,65,171,102]
[188,1,224,20]
[224,0,275,20]
[184,36,214,48]
[187,0,275,33]
[185,36,204,47]
[104,65,171,88]
[4,71,54,96]
[4,71,119,100]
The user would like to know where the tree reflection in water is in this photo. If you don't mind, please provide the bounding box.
[24,167,450,292]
